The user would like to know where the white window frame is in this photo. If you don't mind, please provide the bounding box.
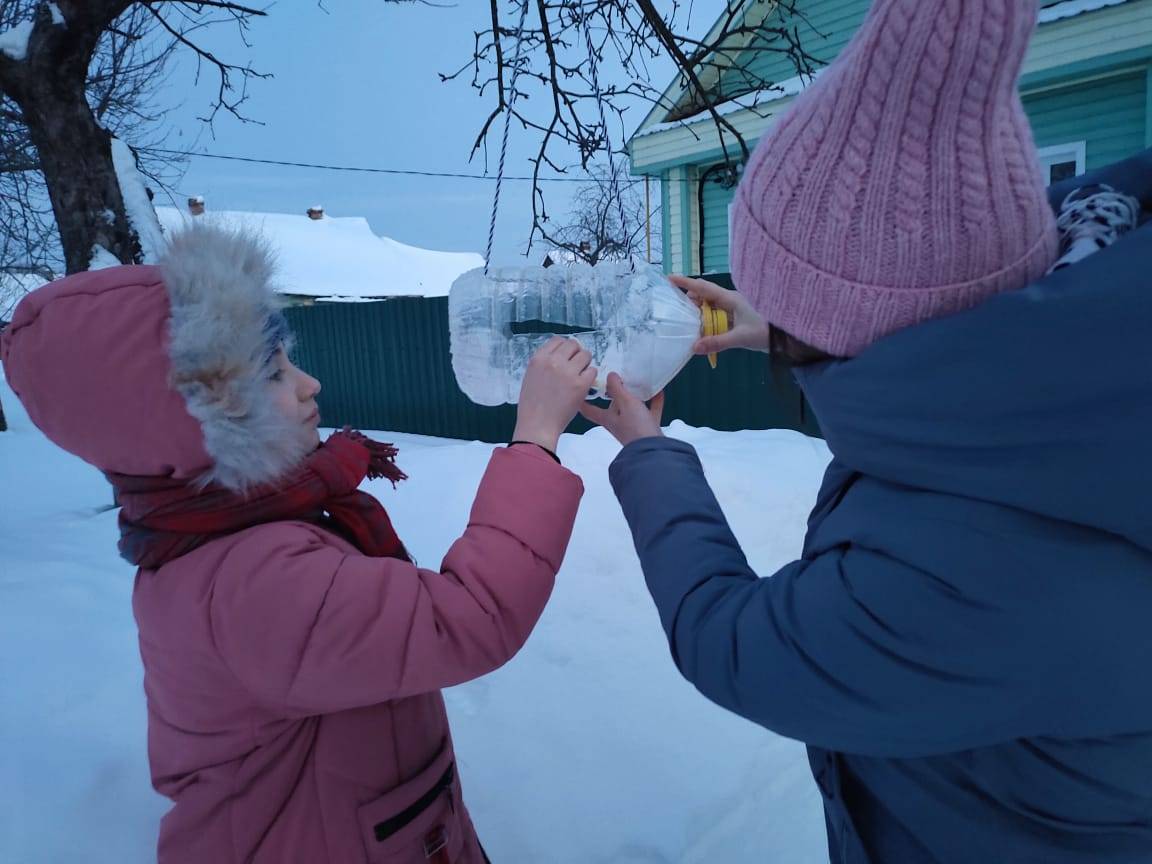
[1036,141,1087,186]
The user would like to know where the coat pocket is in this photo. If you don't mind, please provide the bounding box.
[357,740,467,863]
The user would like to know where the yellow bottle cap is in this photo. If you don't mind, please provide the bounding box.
[700,301,729,369]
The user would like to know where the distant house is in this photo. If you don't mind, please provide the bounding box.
[157,203,484,304]
[629,0,1152,274]
[541,245,588,267]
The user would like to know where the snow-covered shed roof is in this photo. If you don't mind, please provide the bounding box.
[156,207,483,300]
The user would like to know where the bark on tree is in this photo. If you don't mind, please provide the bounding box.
[0,0,270,275]
[9,76,139,272]
[0,1,137,272]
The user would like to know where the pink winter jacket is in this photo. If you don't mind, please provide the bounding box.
[1,264,584,863]
[136,445,581,863]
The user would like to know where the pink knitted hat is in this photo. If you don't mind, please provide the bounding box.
[730,0,1059,357]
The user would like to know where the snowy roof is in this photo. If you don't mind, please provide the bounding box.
[1039,0,1131,23]
[156,208,484,300]
[632,70,822,141]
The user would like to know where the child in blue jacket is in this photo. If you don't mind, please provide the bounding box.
[584,0,1152,858]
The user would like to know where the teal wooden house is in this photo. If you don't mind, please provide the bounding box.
[629,0,1152,275]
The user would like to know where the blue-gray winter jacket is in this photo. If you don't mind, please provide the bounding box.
[609,150,1152,863]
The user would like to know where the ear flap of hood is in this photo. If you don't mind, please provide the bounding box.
[161,222,312,491]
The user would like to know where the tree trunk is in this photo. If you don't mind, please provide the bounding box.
[0,1,138,274]
[18,81,139,273]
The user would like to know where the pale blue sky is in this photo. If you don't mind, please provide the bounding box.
[157,1,724,264]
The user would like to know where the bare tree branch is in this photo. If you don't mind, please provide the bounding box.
[539,162,659,267]
[0,0,277,277]
[141,1,271,125]
[446,0,821,253]
[147,0,268,15]
[0,1,190,279]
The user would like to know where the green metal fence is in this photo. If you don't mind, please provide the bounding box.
[284,274,819,442]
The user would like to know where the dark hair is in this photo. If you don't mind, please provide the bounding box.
[768,324,836,367]
[262,311,292,365]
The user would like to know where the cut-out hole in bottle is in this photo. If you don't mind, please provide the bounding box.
[508,320,597,337]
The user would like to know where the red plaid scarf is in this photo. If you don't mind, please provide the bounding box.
[109,429,409,568]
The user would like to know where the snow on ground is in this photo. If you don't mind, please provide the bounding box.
[0,369,832,864]
[156,207,484,300]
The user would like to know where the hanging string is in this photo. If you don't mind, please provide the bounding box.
[485,0,533,275]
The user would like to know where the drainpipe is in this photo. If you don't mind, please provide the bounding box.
[697,162,742,274]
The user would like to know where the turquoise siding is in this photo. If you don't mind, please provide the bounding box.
[1147,65,1152,146]
[680,173,693,272]
[1024,71,1149,169]
[695,66,1150,272]
[721,0,870,99]
[705,0,870,269]
[701,175,737,273]
[671,2,1151,274]
[661,174,673,274]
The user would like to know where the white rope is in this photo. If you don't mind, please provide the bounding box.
[484,0,533,275]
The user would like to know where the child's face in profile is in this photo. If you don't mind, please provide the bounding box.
[267,346,322,450]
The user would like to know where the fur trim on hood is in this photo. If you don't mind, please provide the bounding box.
[162,223,311,492]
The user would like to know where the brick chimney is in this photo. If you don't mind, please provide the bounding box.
[187,196,205,216]
[307,205,324,221]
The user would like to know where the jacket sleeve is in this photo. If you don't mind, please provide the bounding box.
[609,437,1152,758]
[209,445,582,715]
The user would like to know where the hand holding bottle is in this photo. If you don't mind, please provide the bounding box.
[670,275,770,355]
[579,373,665,447]
[512,337,597,453]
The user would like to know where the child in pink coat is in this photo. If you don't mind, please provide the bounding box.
[1,224,591,863]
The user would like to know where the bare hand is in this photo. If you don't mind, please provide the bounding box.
[514,337,598,452]
[669,274,770,355]
[579,373,665,447]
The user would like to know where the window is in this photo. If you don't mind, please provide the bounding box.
[1037,141,1086,186]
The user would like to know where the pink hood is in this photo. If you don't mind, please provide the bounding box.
[1,265,213,480]
[2,226,317,489]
